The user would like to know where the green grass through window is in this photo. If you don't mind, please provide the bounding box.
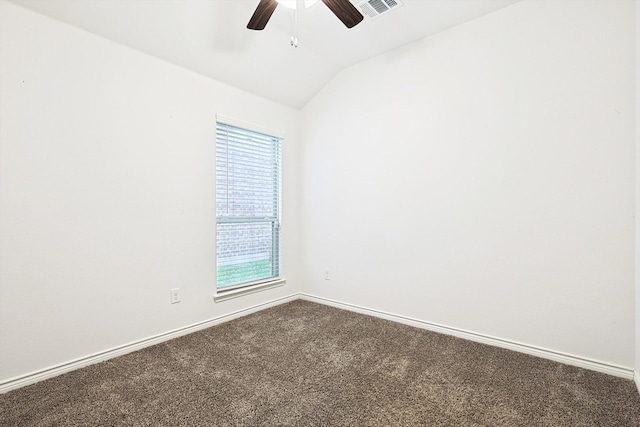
[217,259,272,288]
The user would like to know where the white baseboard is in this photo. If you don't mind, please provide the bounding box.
[0,293,298,394]
[3,292,634,394]
[300,293,634,380]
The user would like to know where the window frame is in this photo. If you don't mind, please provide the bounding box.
[214,115,285,300]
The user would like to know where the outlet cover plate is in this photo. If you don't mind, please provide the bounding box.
[170,288,181,304]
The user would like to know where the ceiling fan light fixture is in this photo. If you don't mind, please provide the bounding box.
[275,0,319,9]
[248,0,363,31]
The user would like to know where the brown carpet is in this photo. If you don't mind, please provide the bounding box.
[1,300,639,426]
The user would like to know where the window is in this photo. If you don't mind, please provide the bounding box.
[216,118,282,291]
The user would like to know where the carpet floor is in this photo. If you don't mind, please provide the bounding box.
[1,300,639,426]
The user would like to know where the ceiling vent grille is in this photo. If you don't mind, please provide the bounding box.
[356,0,403,19]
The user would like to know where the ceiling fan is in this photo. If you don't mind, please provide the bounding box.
[247,0,364,31]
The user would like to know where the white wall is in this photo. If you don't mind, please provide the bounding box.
[635,0,640,391]
[0,1,301,384]
[300,0,635,368]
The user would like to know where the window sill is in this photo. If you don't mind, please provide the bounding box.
[213,278,286,303]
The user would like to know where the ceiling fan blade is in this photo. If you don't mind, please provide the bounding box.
[321,0,364,28]
[247,0,278,30]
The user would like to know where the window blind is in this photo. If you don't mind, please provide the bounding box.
[216,121,282,290]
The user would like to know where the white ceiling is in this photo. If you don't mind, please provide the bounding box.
[9,0,520,109]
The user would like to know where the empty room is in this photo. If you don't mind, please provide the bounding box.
[1,0,640,425]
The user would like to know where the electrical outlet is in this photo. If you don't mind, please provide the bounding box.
[170,288,181,304]
[324,269,330,280]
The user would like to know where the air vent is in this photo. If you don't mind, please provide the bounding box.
[356,0,403,19]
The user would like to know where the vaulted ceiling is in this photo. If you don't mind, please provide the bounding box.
[9,0,519,109]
